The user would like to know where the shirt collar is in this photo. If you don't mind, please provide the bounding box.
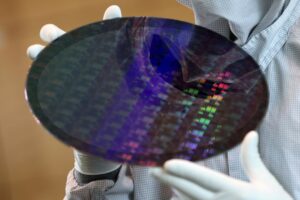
[184,0,287,44]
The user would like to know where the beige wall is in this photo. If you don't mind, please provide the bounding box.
[0,0,193,199]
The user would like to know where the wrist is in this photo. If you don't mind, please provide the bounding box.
[74,150,121,175]
[74,166,122,184]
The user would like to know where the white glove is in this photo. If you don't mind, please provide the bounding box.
[151,131,293,200]
[26,5,122,175]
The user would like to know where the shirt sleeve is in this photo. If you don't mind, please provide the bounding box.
[64,165,133,200]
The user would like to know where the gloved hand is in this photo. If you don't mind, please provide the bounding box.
[151,131,293,200]
[26,5,122,175]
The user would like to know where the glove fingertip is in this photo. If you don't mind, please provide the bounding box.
[27,44,45,60]
[242,131,259,154]
[149,168,164,177]
[103,5,122,20]
[164,159,193,172]
[40,24,65,43]
[164,159,179,170]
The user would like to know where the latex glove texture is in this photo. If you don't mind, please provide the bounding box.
[151,131,293,200]
[26,5,122,175]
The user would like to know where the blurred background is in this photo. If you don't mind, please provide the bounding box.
[0,0,193,199]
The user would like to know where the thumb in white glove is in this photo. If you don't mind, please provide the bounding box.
[151,131,293,200]
[26,5,122,176]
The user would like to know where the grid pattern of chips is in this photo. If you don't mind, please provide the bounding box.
[26,17,268,166]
